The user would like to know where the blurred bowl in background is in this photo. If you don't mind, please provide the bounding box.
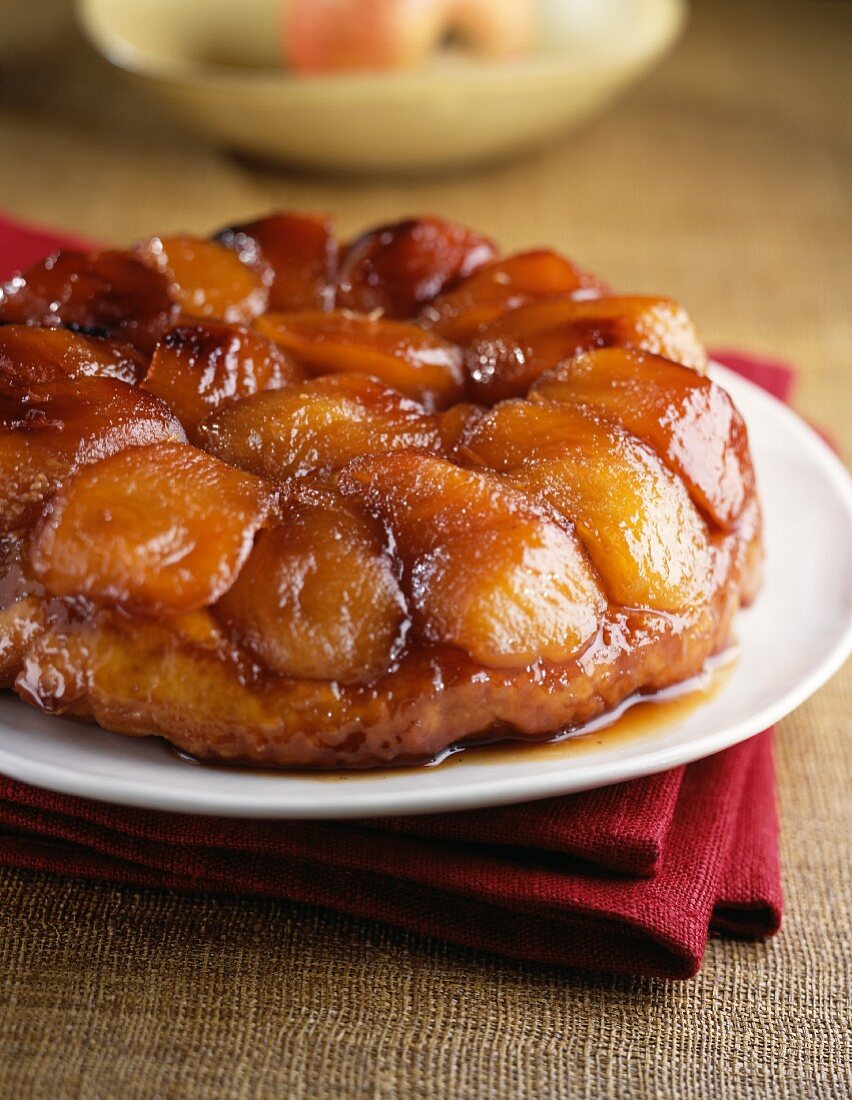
[77,0,685,173]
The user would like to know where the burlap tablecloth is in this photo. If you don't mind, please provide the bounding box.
[0,2,849,1096]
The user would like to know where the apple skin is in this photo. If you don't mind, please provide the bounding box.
[284,0,536,74]
[445,0,537,60]
[286,0,447,73]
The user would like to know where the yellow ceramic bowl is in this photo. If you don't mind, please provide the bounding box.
[77,0,685,173]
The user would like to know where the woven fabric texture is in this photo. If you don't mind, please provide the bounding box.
[0,731,782,980]
[0,0,849,1095]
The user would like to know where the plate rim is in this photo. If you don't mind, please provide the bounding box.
[0,362,849,817]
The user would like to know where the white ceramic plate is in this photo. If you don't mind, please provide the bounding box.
[0,363,850,817]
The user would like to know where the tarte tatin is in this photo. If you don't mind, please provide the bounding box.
[0,213,761,768]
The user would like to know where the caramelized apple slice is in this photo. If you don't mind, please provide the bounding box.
[0,250,177,354]
[215,211,338,311]
[0,540,45,688]
[256,310,464,411]
[0,378,185,533]
[142,323,306,439]
[336,217,496,318]
[461,401,711,611]
[29,441,274,615]
[340,452,604,667]
[0,325,146,387]
[464,296,707,404]
[215,485,406,682]
[135,236,268,325]
[437,402,486,458]
[529,349,753,529]
[420,250,606,341]
[199,372,440,482]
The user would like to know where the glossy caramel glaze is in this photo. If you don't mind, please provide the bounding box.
[0,213,762,768]
[141,322,305,440]
[0,325,147,388]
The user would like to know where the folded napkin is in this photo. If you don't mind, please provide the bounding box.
[0,214,785,979]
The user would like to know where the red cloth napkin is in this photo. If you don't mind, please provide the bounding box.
[0,213,784,979]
